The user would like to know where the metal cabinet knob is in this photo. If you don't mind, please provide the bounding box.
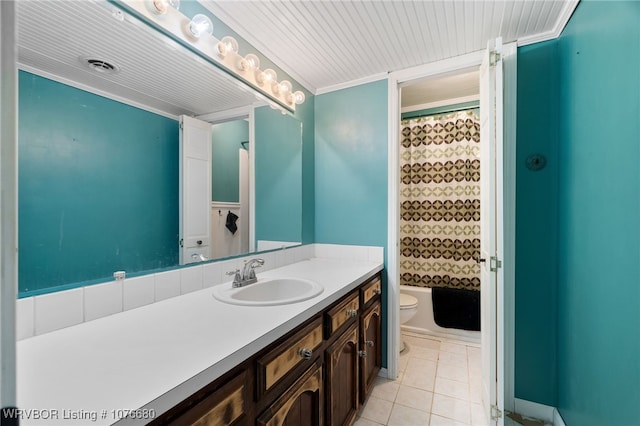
[365,340,374,347]
[373,288,381,295]
[298,348,313,360]
[346,309,358,318]
[358,350,368,358]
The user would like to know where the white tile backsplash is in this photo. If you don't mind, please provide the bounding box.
[257,252,275,272]
[154,270,181,302]
[300,244,314,260]
[23,243,383,338]
[180,265,203,294]
[313,243,333,258]
[202,262,223,288]
[34,288,83,335]
[123,275,155,310]
[311,243,384,262]
[84,281,123,322]
[16,297,35,340]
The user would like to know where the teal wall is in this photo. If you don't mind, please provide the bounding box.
[555,1,640,423]
[295,93,316,245]
[255,106,303,243]
[19,71,179,296]
[515,40,560,405]
[211,120,248,203]
[314,80,388,247]
[315,79,388,364]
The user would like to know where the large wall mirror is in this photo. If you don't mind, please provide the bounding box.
[16,1,302,296]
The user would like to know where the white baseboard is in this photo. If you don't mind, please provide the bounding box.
[514,398,567,426]
[378,367,389,379]
[514,398,554,423]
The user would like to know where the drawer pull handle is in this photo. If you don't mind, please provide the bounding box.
[347,309,358,318]
[365,340,374,347]
[373,288,381,295]
[298,348,313,360]
[358,350,368,358]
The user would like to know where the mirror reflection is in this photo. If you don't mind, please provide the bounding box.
[210,118,250,259]
[16,1,302,295]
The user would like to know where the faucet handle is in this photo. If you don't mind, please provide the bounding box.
[226,268,241,285]
[247,259,264,279]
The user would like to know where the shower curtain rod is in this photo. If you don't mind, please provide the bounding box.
[401,101,479,121]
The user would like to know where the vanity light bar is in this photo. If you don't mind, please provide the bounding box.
[111,0,304,112]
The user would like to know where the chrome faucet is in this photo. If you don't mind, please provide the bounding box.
[227,258,265,288]
[191,253,208,262]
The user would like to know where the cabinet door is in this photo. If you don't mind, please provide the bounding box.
[165,371,247,426]
[360,299,382,403]
[325,323,359,426]
[257,361,323,426]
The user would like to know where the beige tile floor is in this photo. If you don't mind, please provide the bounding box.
[355,332,489,426]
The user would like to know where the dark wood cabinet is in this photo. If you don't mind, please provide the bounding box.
[256,317,324,400]
[257,360,323,426]
[325,323,359,426]
[154,272,382,426]
[162,371,248,426]
[359,299,382,403]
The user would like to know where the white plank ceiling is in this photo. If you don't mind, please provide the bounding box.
[204,0,579,93]
[16,1,259,118]
[15,1,578,116]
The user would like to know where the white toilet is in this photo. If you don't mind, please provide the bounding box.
[399,293,419,352]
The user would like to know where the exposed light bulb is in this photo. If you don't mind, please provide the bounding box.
[217,36,239,57]
[151,0,180,14]
[293,91,305,105]
[221,36,238,54]
[279,80,293,95]
[188,14,213,38]
[263,69,277,84]
[256,68,277,87]
[271,81,281,95]
[244,54,260,70]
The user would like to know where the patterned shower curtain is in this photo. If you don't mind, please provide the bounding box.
[399,110,481,291]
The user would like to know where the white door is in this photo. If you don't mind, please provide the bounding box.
[479,38,505,425]
[179,115,212,264]
[239,148,250,253]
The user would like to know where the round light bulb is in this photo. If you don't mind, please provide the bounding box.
[293,90,305,105]
[263,68,277,84]
[271,81,281,95]
[188,14,213,38]
[217,36,239,57]
[221,36,239,53]
[279,80,293,95]
[151,0,180,14]
[244,54,260,70]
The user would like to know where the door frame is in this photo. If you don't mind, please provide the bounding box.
[197,105,257,253]
[386,46,516,412]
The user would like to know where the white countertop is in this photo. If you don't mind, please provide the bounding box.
[16,257,383,425]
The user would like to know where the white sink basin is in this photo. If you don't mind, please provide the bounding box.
[212,277,324,306]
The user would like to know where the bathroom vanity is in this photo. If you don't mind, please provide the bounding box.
[16,256,383,426]
[156,273,382,425]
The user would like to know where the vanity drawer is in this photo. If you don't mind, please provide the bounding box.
[169,370,247,426]
[256,317,323,399]
[325,291,360,337]
[361,276,382,306]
